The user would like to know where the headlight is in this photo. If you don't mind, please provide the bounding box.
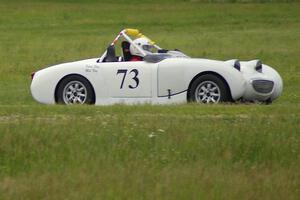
[233,60,241,71]
[255,60,262,73]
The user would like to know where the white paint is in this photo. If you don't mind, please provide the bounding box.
[31,56,283,105]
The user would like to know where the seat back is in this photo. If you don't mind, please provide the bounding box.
[104,45,118,62]
[121,41,132,61]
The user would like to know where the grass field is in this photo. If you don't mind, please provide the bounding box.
[0,1,300,199]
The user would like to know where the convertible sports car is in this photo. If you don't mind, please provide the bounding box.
[31,28,283,105]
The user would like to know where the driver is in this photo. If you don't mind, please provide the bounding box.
[129,38,154,61]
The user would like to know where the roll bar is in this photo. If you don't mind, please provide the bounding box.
[98,28,161,62]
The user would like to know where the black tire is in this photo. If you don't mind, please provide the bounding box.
[264,98,273,105]
[187,74,231,103]
[56,75,95,105]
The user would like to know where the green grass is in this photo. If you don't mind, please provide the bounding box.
[0,1,300,199]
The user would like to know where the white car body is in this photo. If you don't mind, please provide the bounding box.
[31,29,283,105]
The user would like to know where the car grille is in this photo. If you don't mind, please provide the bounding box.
[252,80,274,94]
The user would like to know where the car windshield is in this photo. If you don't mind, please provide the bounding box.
[144,51,189,63]
[142,44,155,53]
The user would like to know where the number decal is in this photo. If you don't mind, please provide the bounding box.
[117,69,140,89]
[117,69,127,89]
[129,69,139,89]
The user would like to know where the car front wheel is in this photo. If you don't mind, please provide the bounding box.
[56,75,95,105]
[188,74,231,104]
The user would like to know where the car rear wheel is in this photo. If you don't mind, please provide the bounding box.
[56,75,95,105]
[188,74,231,104]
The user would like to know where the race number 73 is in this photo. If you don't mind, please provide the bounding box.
[117,69,139,89]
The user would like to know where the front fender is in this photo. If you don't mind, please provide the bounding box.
[157,58,246,100]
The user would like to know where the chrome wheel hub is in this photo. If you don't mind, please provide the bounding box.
[63,81,87,104]
[195,81,221,103]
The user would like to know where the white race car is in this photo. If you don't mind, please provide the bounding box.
[31,28,283,105]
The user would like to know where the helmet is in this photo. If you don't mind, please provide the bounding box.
[129,38,154,57]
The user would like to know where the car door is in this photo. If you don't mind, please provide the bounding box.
[100,61,155,98]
